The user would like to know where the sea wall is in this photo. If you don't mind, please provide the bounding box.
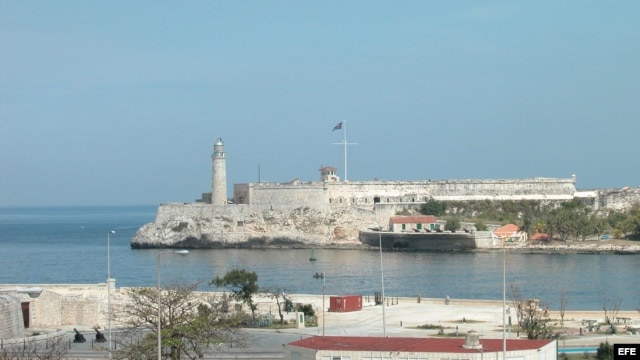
[358,230,495,250]
[359,231,478,251]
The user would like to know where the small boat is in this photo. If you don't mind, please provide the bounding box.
[309,248,317,261]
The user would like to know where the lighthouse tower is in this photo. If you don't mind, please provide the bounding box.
[211,138,227,205]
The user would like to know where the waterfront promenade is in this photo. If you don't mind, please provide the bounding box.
[10,292,639,359]
[288,295,640,346]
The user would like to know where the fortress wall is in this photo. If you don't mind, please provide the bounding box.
[430,178,576,197]
[156,203,247,222]
[231,177,577,211]
[251,184,327,209]
[327,181,431,206]
[31,286,106,328]
[0,294,24,339]
[233,182,328,209]
[324,178,576,207]
[597,189,640,211]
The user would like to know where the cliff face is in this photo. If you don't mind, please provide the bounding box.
[130,204,379,249]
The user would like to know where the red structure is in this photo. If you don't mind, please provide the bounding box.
[329,295,362,312]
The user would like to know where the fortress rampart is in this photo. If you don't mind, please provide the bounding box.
[234,176,579,209]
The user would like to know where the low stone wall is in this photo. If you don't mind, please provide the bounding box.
[0,294,24,339]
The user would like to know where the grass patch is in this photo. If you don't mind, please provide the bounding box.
[416,323,443,330]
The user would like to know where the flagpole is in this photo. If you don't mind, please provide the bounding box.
[343,120,348,182]
[332,121,357,183]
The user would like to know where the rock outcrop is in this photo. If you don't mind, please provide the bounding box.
[131,203,379,249]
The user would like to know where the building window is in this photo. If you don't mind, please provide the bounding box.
[322,356,351,360]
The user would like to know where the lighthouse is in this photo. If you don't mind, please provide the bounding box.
[211,138,227,205]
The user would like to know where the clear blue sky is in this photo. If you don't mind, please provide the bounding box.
[1,1,639,206]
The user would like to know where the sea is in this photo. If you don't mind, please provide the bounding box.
[1,205,639,310]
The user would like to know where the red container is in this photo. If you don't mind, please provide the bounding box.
[329,295,363,312]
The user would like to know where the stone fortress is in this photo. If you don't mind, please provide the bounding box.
[130,138,640,249]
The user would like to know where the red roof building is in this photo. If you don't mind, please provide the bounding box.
[493,223,528,242]
[389,215,439,232]
[286,335,556,360]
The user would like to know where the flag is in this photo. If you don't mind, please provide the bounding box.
[332,122,343,131]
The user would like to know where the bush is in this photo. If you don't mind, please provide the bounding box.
[596,341,613,360]
[295,304,315,318]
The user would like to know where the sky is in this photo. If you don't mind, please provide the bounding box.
[1,1,639,206]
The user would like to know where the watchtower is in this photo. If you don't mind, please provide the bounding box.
[319,166,340,182]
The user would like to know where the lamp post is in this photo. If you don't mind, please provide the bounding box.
[107,230,115,359]
[157,250,189,360]
[502,237,506,360]
[322,273,325,337]
[379,233,386,337]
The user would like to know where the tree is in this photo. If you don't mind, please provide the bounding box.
[444,217,460,232]
[559,291,569,327]
[262,286,290,326]
[115,282,244,360]
[509,283,524,337]
[211,269,260,320]
[509,284,555,339]
[474,220,488,231]
[596,341,613,360]
[420,199,446,216]
[520,299,555,339]
[598,289,622,331]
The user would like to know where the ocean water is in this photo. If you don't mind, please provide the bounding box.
[1,206,639,310]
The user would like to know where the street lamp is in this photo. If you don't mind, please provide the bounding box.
[157,250,189,360]
[502,236,506,360]
[107,230,115,359]
[322,273,325,337]
[379,232,386,337]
